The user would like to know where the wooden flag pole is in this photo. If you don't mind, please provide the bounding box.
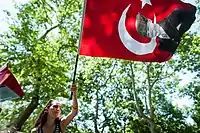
[71,0,87,99]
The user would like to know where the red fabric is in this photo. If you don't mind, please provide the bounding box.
[0,64,24,97]
[80,0,194,62]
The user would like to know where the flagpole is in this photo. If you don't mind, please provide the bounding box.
[71,0,87,99]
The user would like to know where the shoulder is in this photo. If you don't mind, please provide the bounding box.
[31,128,37,133]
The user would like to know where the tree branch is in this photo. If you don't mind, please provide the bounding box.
[147,63,154,120]
[100,91,117,133]
[150,63,177,89]
[38,24,60,40]
[94,88,99,133]
[144,89,150,115]
[102,60,117,87]
[150,65,164,89]
[93,60,117,133]
[129,63,150,121]
[146,63,157,133]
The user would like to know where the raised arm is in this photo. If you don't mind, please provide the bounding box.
[60,84,78,129]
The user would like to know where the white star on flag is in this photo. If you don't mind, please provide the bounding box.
[141,0,152,8]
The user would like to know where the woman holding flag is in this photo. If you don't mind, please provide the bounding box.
[31,84,78,133]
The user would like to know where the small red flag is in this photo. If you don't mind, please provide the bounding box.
[80,0,196,62]
[0,63,24,102]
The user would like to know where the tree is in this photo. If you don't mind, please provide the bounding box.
[0,0,81,132]
[0,0,199,132]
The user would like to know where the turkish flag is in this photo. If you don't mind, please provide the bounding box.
[80,0,196,62]
[0,63,24,102]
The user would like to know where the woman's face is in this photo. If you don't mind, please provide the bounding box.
[48,100,62,119]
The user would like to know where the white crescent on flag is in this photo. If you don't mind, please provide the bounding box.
[118,4,157,55]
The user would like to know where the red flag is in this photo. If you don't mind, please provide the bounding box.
[80,0,196,62]
[0,63,24,102]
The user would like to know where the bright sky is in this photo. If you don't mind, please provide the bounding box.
[0,0,30,32]
[0,0,198,120]
[0,0,198,33]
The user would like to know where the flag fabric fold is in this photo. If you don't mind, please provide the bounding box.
[0,63,24,102]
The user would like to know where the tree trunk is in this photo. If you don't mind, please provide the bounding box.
[149,120,156,133]
[10,95,39,131]
[94,89,99,133]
